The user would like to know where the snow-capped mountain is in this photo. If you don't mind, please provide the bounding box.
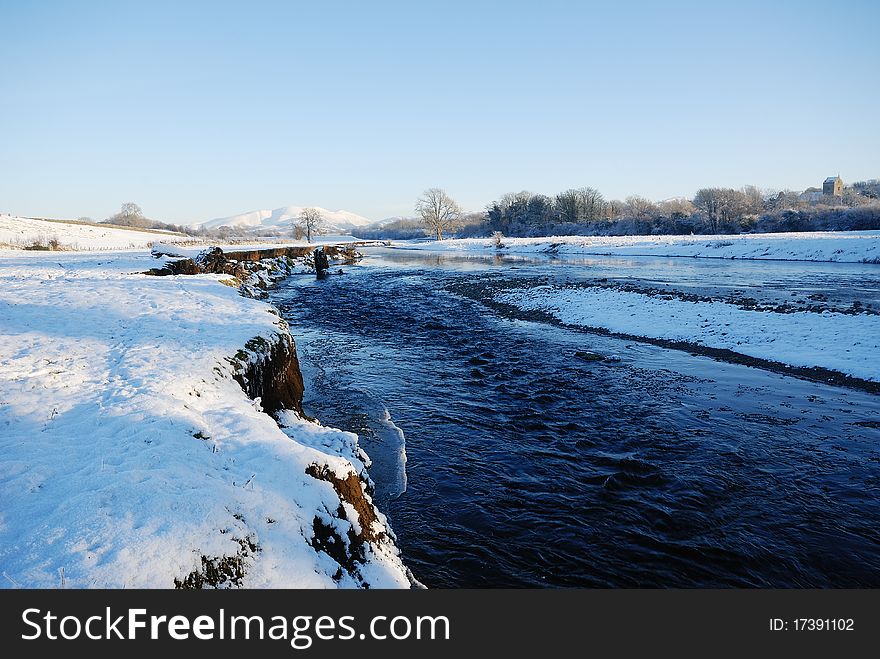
[198,206,374,232]
[374,215,418,227]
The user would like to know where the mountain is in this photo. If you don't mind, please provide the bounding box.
[198,206,374,232]
[374,215,418,227]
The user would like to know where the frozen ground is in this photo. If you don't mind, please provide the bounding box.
[0,249,409,588]
[404,231,880,263]
[495,284,880,382]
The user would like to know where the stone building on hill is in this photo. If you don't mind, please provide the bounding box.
[823,175,844,197]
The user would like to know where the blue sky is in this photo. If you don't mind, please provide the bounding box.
[1,0,878,223]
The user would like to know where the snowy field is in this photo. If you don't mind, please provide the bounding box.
[496,285,880,381]
[0,214,367,253]
[0,249,409,588]
[0,214,193,251]
[404,231,880,263]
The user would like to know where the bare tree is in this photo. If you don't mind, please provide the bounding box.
[580,187,607,223]
[623,195,658,221]
[740,185,763,215]
[606,199,625,220]
[555,189,581,224]
[105,202,149,227]
[717,189,751,227]
[555,187,606,223]
[415,188,461,240]
[658,198,695,218]
[694,188,752,232]
[295,207,325,243]
[120,202,143,219]
[693,188,723,232]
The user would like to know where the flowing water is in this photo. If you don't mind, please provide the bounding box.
[272,249,880,587]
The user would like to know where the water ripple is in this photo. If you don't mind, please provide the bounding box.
[273,255,880,587]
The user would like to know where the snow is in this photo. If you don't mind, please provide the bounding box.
[150,243,204,259]
[0,215,191,251]
[200,206,374,232]
[0,249,410,588]
[495,285,880,381]
[403,231,880,263]
[0,214,366,255]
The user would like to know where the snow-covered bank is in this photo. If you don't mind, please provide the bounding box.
[0,250,410,588]
[404,231,880,263]
[494,284,880,382]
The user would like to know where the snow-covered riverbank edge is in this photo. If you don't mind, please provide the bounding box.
[0,249,411,588]
[401,230,880,263]
[471,280,880,386]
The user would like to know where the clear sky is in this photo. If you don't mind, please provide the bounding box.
[1,0,878,224]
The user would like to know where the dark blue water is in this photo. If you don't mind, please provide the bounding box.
[273,250,880,587]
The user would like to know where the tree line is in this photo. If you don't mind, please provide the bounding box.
[356,181,880,241]
[478,182,880,237]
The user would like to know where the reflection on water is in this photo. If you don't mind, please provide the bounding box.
[273,251,880,587]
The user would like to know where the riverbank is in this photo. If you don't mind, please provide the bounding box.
[402,230,880,263]
[0,249,410,588]
[448,275,880,391]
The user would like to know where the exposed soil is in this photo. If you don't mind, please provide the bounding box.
[305,463,390,583]
[231,334,306,417]
[174,536,260,589]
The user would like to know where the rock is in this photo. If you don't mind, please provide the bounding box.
[314,248,330,276]
[143,258,201,276]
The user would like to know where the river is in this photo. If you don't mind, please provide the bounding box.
[272,249,880,587]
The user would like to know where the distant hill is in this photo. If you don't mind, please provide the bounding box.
[374,215,417,227]
[198,206,375,233]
